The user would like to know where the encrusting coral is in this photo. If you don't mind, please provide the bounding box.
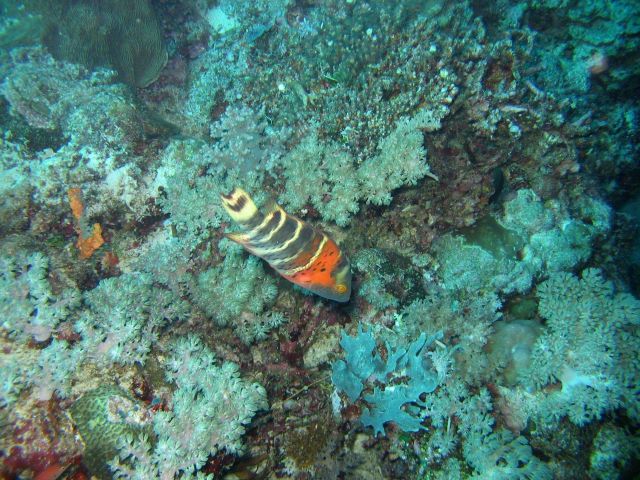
[67,187,104,259]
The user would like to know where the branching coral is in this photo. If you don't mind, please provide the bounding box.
[110,335,268,478]
[0,251,80,344]
[501,268,640,426]
[76,272,190,366]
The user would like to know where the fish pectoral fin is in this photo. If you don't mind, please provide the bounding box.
[224,232,250,245]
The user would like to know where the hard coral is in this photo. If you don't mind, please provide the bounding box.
[2,47,147,155]
[1,48,84,130]
[42,0,167,88]
[70,385,153,479]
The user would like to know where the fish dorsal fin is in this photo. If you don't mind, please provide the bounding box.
[263,199,278,214]
[262,199,282,218]
[244,199,283,236]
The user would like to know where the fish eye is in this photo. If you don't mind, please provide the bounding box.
[335,283,347,294]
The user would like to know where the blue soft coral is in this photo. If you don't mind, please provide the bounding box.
[331,325,441,436]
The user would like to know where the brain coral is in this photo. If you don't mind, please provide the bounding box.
[41,0,167,87]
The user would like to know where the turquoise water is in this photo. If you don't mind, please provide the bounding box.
[0,1,638,478]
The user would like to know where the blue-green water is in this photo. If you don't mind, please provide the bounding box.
[0,0,638,478]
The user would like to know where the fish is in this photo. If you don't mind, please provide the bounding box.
[34,463,71,480]
[221,187,352,302]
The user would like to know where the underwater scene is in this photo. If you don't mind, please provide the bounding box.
[1,0,639,478]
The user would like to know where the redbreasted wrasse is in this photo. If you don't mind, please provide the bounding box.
[221,188,352,302]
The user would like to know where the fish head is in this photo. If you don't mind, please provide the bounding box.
[300,251,351,302]
[328,256,352,302]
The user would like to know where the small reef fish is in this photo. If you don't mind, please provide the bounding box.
[221,188,352,302]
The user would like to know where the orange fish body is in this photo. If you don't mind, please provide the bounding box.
[221,188,351,302]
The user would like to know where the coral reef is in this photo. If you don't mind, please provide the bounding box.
[0,251,80,345]
[502,268,640,425]
[110,336,268,478]
[70,385,153,479]
[1,0,639,478]
[332,326,444,436]
[41,0,167,88]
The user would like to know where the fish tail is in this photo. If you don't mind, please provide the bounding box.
[220,187,262,228]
